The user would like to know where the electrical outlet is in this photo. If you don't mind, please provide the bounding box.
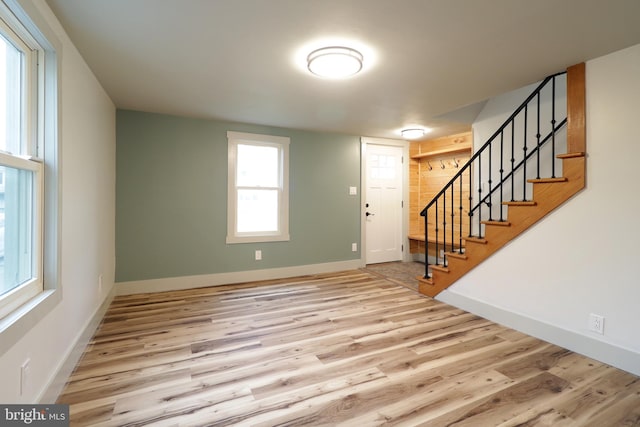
[351,243,358,252]
[588,313,605,334]
[255,250,262,261]
[20,359,30,396]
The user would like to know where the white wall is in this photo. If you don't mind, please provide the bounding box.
[0,0,115,402]
[439,43,640,376]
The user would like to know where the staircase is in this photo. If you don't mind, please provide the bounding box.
[418,63,586,297]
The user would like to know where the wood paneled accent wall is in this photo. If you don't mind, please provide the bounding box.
[409,131,473,255]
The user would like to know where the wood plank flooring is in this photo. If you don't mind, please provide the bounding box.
[57,270,640,426]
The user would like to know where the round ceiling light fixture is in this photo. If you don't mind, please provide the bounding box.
[401,128,427,139]
[307,46,363,78]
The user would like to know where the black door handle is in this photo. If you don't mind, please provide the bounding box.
[366,212,375,217]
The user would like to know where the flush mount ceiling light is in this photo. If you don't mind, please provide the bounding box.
[401,128,426,139]
[307,46,363,78]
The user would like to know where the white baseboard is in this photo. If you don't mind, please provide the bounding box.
[437,289,640,377]
[38,286,117,403]
[115,259,365,296]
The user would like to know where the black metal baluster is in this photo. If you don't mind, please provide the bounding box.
[459,175,463,251]
[450,185,455,254]
[488,141,493,221]
[523,105,528,201]
[477,152,482,237]
[424,209,429,278]
[442,192,446,266]
[499,131,504,221]
[536,92,541,179]
[435,199,439,266]
[551,76,557,178]
[468,167,473,237]
[510,120,515,202]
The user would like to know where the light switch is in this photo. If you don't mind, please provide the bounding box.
[349,186,357,195]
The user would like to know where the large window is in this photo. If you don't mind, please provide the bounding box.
[227,131,289,244]
[0,2,52,320]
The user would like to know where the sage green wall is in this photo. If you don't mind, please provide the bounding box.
[116,110,361,282]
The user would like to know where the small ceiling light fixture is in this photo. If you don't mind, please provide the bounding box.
[401,128,426,139]
[307,46,363,78]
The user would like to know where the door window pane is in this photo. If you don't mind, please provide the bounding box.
[370,154,396,180]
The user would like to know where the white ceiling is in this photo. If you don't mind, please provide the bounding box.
[45,0,640,140]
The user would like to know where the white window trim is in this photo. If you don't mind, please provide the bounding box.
[227,131,290,244]
[0,5,45,319]
[0,0,61,357]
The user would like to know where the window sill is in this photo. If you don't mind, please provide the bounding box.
[0,289,61,356]
[226,234,291,244]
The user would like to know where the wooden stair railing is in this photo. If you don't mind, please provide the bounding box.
[418,63,586,297]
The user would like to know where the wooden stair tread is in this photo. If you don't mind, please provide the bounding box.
[408,234,465,247]
[503,200,537,206]
[527,177,568,183]
[481,220,511,227]
[464,236,487,244]
[557,152,585,159]
[445,251,467,260]
[416,275,433,286]
[430,264,449,273]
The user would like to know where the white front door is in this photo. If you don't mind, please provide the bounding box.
[365,144,403,264]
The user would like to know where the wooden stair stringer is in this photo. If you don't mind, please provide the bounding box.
[419,155,585,297]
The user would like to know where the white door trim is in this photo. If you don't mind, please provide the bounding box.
[360,137,410,264]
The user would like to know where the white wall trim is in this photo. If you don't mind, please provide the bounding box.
[116,260,365,296]
[38,286,117,403]
[437,290,640,377]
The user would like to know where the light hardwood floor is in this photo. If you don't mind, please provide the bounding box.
[57,270,640,426]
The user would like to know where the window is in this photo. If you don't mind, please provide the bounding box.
[227,131,289,243]
[0,1,56,320]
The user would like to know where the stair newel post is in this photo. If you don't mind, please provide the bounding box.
[522,104,528,201]
[536,92,541,179]
[450,185,455,255]
[499,131,505,221]
[551,76,557,178]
